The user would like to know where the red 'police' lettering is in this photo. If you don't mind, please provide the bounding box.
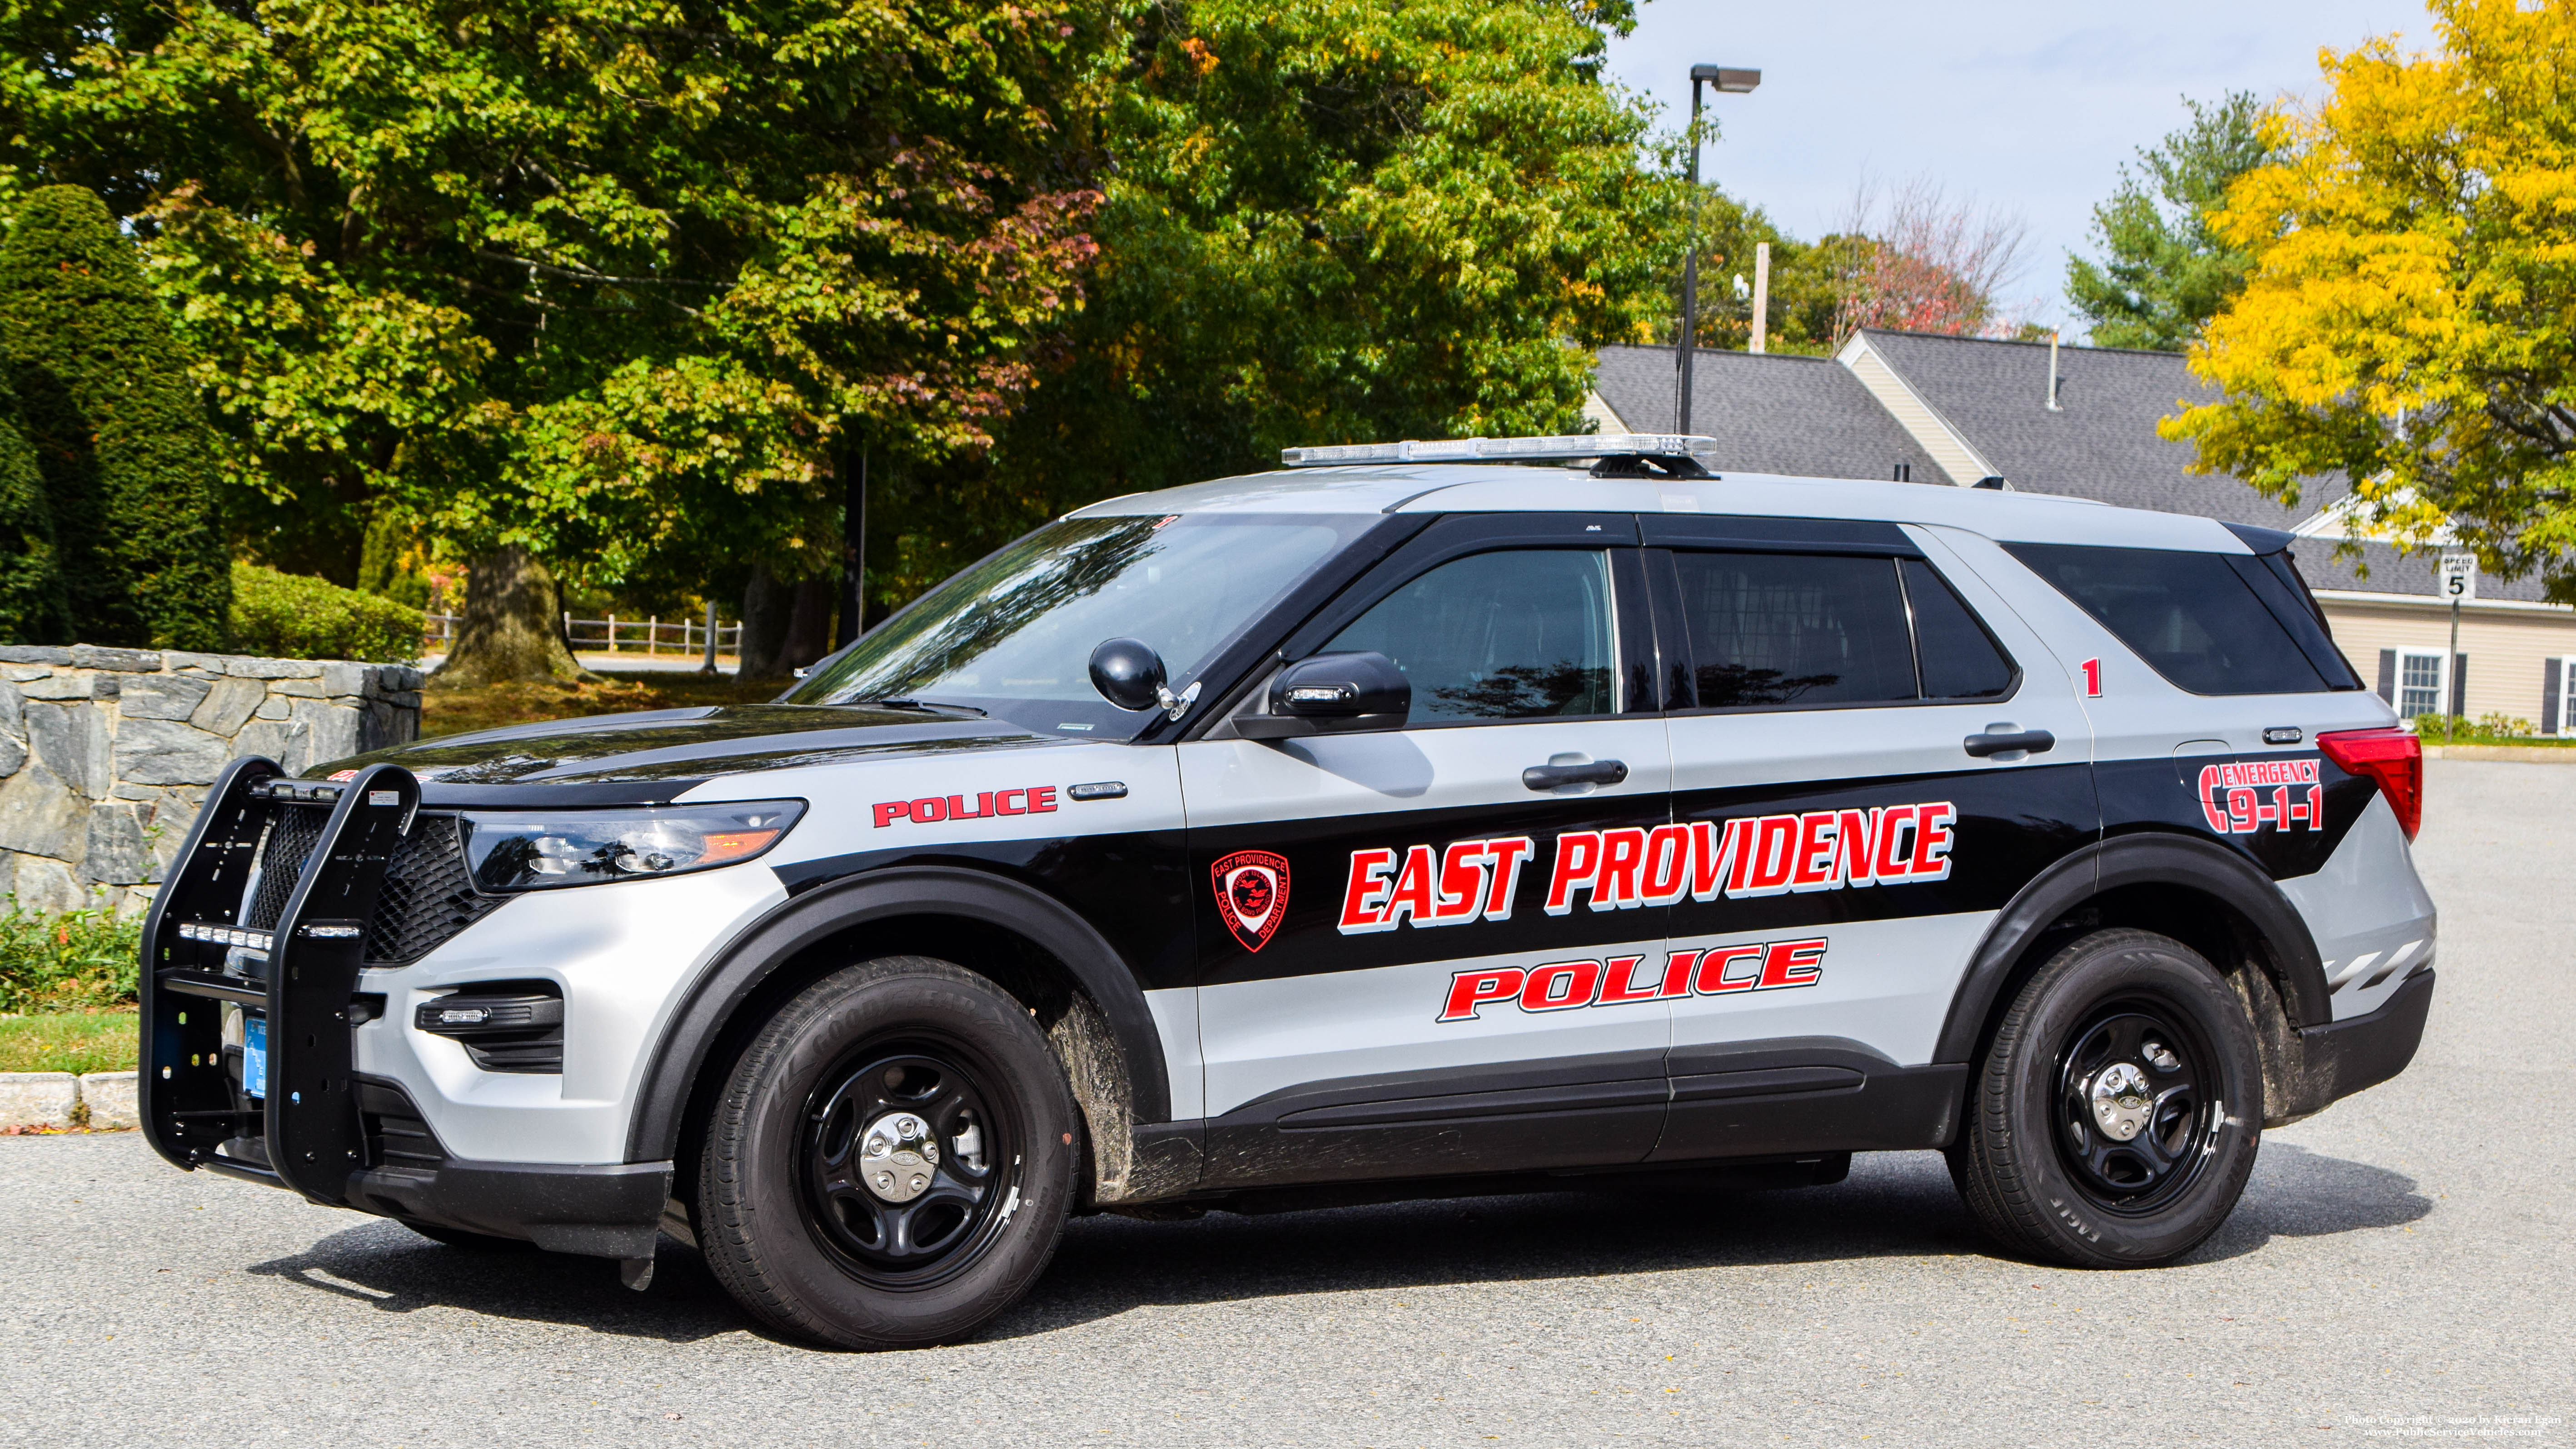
[873,785,1059,828]
[1435,936,1831,1021]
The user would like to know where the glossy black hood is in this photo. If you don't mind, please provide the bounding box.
[315,704,1061,806]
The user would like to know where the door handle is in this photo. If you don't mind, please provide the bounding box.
[1963,729,2056,759]
[1523,759,1629,791]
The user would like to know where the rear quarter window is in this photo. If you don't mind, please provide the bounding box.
[2005,543,2350,696]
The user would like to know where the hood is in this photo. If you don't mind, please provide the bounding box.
[314,704,1063,805]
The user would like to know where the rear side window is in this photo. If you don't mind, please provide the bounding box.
[1669,552,2017,708]
[2006,543,2349,695]
[1903,559,2015,699]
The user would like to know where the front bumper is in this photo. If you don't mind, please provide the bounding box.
[201,1076,673,1258]
[2274,968,2435,1122]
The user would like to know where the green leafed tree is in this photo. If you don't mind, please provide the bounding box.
[0,378,63,645]
[2066,91,2279,352]
[0,186,227,650]
[865,0,1682,606]
[0,0,1112,681]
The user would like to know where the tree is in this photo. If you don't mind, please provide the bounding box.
[0,0,1112,679]
[857,0,1680,607]
[2164,0,2576,594]
[0,378,61,644]
[0,186,227,650]
[1829,177,2031,343]
[2068,92,2278,351]
[1673,191,1850,357]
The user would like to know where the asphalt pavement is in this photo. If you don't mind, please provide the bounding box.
[3,758,2569,1447]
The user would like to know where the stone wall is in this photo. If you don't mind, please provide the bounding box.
[0,646,423,914]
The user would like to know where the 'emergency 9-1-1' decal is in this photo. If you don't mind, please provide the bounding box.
[1337,802,1957,936]
[2196,758,2325,836]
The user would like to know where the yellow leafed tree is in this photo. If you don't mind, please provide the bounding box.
[2165,0,2576,594]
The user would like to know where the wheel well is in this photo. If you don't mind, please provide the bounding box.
[1967,881,2306,1128]
[668,911,1144,1218]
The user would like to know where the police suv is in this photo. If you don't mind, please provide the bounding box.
[139,434,2436,1350]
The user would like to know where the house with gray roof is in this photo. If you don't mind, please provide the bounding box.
[1589,331,2576,733]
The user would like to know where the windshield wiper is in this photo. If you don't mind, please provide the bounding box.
[852,697,988,717]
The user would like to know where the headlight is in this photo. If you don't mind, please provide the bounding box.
[459,801,807,892]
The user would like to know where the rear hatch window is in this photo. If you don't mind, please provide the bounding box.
[2005,543,2362,696]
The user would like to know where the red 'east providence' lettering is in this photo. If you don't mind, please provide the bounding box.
[1541,802,1955,915]
[1338,805,1953,932]
[873,786,1057,829]
[1438,937,1829,1021]
[1339,837,1536,933]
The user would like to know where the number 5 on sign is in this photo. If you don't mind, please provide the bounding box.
[2441,554,2477,600]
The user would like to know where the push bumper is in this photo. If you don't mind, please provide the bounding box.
[2274,968,2435,1122]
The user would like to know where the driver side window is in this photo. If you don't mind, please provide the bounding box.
[1323,549,1616,723]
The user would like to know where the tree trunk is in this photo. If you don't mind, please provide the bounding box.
[737,564,795,678]
[784,575,835,671]
[430,544,595,687]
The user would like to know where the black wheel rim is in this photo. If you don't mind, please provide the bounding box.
[2052,999,2222,1215]
[797,1038,1019,1290]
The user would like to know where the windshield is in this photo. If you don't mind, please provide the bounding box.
[787,513,1370,737]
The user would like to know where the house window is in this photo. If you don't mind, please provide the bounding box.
[2398,649,2446,719]
[2560,659,2576,737]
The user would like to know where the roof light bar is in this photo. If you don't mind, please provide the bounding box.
[1279,433,1717,468]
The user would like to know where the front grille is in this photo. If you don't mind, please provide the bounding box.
[367,815,505,965]
[245,805,505,965]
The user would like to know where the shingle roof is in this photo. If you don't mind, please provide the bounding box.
[1847,330,2558,603]
[1588,331,2556,604]
[1852,329,2340,523]
[1591,344,1939,485]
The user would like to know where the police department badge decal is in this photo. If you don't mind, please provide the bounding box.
[1211,850,1291,953]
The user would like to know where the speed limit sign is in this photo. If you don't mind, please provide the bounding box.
[2440,553,2478,601]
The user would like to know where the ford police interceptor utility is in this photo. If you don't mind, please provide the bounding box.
[138,433,2436,1350]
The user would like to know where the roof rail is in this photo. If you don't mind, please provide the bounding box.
[1280,433,1717,472]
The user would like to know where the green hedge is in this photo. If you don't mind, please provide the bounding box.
[229,562,424,662]
[0,899,140,1013]
[0,186,229,651]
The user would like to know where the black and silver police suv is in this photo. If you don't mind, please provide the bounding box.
[139,433,2436,1349]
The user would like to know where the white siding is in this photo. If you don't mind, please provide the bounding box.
[1581,387,1629,435]
[1834,334,1995,487]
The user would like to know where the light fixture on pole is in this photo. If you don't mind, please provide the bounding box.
[1676,64,1759,434]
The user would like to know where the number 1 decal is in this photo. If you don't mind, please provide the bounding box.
[2080,658,2103,697]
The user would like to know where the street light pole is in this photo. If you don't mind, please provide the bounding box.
[1676,65,1759,434]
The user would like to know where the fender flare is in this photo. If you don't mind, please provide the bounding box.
[1933,832,2331,1064]
[623,865,1172,1164]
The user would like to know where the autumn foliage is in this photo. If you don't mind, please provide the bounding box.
[2167,0,2576,593]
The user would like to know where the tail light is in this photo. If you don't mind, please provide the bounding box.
[2318,727,2422,841]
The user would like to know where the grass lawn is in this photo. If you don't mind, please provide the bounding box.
[420,669,787,741]
[0,1008,139,1074]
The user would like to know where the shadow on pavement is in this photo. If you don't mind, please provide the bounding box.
[245,1217,740,1344]
[2185,1140,2434,1263]
[236,1140,2431,1349]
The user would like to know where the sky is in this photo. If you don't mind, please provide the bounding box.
[1600,0,2436,338]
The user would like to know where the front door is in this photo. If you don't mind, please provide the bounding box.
[1181,517,1676,1186]
[1644,517,2099,1160]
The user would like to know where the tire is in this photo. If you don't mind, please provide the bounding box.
[696,955,1079,1350]
[1947,928,2263,1268]
[403,1220,538,1252]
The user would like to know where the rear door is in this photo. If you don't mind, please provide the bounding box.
[1180,513,1677,1187]
[1643,516,2098,1161]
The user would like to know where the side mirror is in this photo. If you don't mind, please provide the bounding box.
[1088,637,1166,711]
[1237,652,1410,739]
[1089,637,1201,721]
